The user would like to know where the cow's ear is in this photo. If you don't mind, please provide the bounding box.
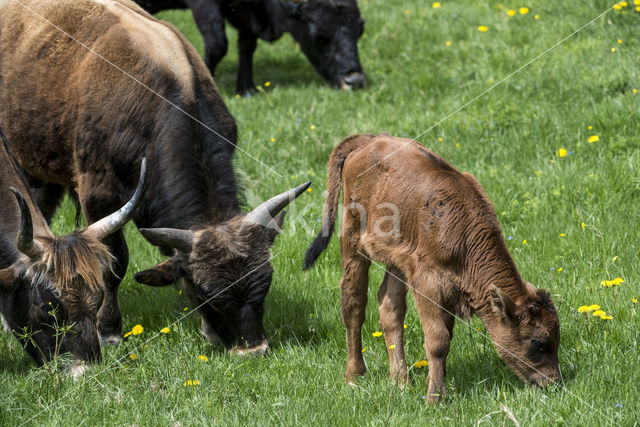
[134,257,183,287]
[488,284,517,322]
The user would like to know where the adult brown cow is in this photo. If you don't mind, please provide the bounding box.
[304,133,560,401]
[0,128,145,371]
[0,0,308,354]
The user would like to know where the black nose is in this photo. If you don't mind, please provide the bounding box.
[341,72,366,89]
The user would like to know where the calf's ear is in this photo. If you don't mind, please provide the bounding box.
[488,284,517,322]
[134,257,183,287]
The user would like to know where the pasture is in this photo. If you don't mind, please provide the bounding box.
[1,0,639,424]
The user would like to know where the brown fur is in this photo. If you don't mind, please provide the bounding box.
[305,133,561,401]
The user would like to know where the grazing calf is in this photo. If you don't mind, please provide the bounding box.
[304,133,560,401]
[0,130,145,369]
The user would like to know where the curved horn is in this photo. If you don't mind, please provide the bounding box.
[85,158,147,240]
[243,181,311,227]
[10,187,44,258]
[139,228,193,254]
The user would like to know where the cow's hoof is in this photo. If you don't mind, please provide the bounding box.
[228,339,268,356]
[66,361,88,380]
[100,335,121,347]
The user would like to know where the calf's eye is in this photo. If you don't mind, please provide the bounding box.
[531,339,546,353]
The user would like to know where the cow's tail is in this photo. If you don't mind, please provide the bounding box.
[302,133,375,270]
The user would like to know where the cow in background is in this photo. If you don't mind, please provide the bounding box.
[304,133,560,402]
[135,0,366,93]
[0,129,145,372]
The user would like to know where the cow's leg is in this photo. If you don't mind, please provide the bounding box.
[30,182,66,225]
[80,190,129,346]
[412,285,454,403]
[186,0,227,76]
[377,267,408,386]
[236,31,258,94]
[340,250,370,384]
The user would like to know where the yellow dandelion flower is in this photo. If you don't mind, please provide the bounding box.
[478,26,488,32]
[556,268,563,272]
[601,277,624,287]
[621,1,628,5]
[184,380,200,386]
[632,298,638,304]
[560,233,565,237]
[197,355,209,362]
[183,307,188,311]
[438,137,443,142]
[264,81,271,87]
[310,125,316,130]
[307,187,312,193]
[637,5,640,10]
[234,94,240,99]
[432,2,441,8]
[123,331,132,338]
[558,148,567,157]
[414,360,428,368]
[507,9,516,16]
[403,324,408,329]
[160,327,170,334]
[634,89,638,94]
[522,240,527,245]
[592,310,606,317]
[455,142,460,148]
[589,304,600,311]
[372,331,383,337]
[534,14,539,19]
[581,222,585,230]
[388,344,396,349]
[361,347,366,353]
[612,256,618,262]
[445,40,452,46]
[611,48,616,53]
[179,289,182,296]
[613,3,622,10]
[600,315,613,320]
[635,0,640,5]
[270,137,276,142]
[519,7,529,15]
[577,305,592,313]
[129,353,138,360]
[131,324,143,335]
[618,39,622,44]
[404,9,411,15]
[588,125,592,129]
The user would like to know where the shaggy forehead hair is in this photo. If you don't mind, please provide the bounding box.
[24,232,113,307]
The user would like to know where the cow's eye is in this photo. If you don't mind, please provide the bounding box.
[531,339,546,353]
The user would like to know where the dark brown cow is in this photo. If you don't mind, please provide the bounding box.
[0,129,145,372]
[304,133,560,401]
[0,0,308,354]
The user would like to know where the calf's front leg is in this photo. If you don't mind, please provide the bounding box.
[413,288,454,403]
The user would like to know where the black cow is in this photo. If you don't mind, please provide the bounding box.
[0,0,308,355]
[135,0,366,93]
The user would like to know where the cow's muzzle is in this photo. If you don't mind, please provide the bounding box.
[228,338,269,356]
[340,72,366,90]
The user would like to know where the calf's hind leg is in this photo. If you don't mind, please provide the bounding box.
[377,267,408,386]
[340,251,370,384]
[412,287,454,403]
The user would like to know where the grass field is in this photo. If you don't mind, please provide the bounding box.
[1,0,639,425]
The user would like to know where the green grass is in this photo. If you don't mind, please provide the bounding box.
[2,0,640,425]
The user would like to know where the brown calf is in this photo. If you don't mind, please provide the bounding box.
[304,133,560,401]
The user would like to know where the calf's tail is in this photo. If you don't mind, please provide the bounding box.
[302,133,375,269]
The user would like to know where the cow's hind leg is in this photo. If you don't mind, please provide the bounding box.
[412,283,454,403]
[340,252,370,384]
[377,267,408,386]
